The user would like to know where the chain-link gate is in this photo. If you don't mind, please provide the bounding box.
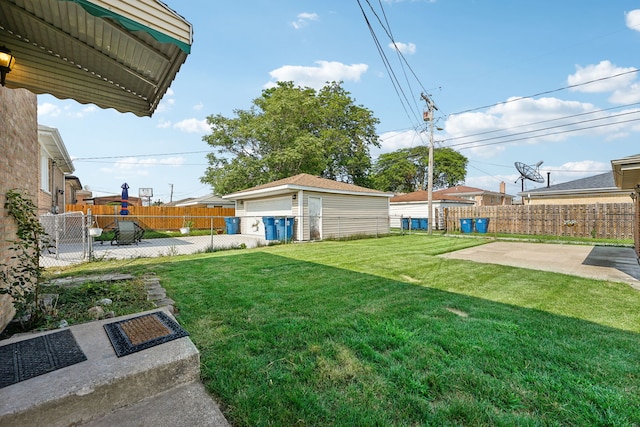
[40,211,91,267]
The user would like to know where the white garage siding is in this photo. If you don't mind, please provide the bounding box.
[389,203,429,228]
[302,192,389,240]
[241,196,293,237]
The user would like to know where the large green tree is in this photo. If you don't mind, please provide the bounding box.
[371,146,467,193]
[201,81,380,194]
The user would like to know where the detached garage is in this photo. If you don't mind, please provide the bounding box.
[223,174,393,241]
[390,190,474,230]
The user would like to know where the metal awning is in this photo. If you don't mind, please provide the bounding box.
[612,155,640,190]
[0,0,192,117]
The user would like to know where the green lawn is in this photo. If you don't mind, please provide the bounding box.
[60,235,640,426]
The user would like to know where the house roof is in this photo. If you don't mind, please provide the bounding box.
[612,154,640,190]
[38,125,74,173]
[0,0,192,117]
[174,194,234,207]
[224,173,393,200]
[65,175,83,190]
[521,172,622,197]
[390,189,474,204]
[439,185,514,198]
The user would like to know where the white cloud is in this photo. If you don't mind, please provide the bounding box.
[67,105,97,118]
[157,119,172,129]
[610,82,640,104]
[292,12,319,29]
[38,102,61,118]
[443,97,608,156]
[626,9,640,31]
[266,61,368,90]
[173,118,210,133]
[38,102,97,119]
[389,41,416,55]
[193,102,204,111]
[567,60,637,94]
[156,88,176,114]
[114,156,185,172]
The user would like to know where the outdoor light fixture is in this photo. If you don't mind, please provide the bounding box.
[0,46,16,86]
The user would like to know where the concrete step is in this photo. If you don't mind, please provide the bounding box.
[0,308,228,427]
[81,381,230,427]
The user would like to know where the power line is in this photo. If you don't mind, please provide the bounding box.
[451,68,639,116]
[451,115,640,151]
[445,109,640,149]
[71,150,210,160]
[441,101,640,144]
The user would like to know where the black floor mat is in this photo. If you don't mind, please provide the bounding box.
[103,311,189,357]
[0,329,87,388]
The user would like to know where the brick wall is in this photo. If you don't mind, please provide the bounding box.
[0,87,38,332]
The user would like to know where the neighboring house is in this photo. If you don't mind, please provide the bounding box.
[223,173,393,241]
[65,175,83,205]
[437,183,514,206]
[611,154,640,258]
[173,194,235,209]
[0,0,192,331]
[389,190,475,229]
[520,172,632,205]
[91,195,143,207]
[38,125,75,215]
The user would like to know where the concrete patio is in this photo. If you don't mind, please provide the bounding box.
[439,241,640,289]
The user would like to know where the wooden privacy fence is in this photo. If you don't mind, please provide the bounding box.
[445,203,635,240]
[66,205,236,231]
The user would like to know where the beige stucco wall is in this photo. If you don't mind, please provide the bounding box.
[0,87,39,331]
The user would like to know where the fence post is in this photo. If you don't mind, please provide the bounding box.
[86,209,92,261]
[210,216,214,248]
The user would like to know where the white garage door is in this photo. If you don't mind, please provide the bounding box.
[246,197,292,216]
[244,197,293,236]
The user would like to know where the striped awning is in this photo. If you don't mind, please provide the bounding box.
[0,0,192,117]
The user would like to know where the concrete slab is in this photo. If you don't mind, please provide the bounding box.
[82,382,230,427]
[0,307,229,427]
[439,241,640,289]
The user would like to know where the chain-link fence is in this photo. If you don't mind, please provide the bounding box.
[39,205,635,268]
[39,212,271,268]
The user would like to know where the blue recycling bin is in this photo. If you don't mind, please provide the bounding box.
[224,217,240,234]
[419,218,428,230]
[460,218,473,233]
[276,217,294,241]
[263,216,276,240]
[475,217,490,234]
[411,218,420,230]
[401,218,410,230]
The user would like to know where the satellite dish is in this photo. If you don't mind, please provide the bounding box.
[515,161,545,193]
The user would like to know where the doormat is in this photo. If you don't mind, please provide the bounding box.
[0,329,87,388]
[103,311,188,357]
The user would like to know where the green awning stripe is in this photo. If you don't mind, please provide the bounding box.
[64,0,191,54]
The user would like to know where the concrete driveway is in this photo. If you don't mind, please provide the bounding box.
[439,241,640,289]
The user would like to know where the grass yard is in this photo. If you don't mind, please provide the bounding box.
[57,235,640,426]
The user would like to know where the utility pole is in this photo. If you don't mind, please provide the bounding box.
[169,183,174,203]
[421,93,438,235]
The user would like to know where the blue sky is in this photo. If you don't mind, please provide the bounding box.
[37,1,640,202]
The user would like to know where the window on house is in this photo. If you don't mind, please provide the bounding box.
[41,149,50,192]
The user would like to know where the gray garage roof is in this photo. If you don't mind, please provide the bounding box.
[224,173,393,200]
